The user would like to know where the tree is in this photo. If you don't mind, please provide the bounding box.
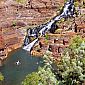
[69,35,84,50]
[22,36,85,85]
[22,72,41,85]
[0,72,4,81]
[22,51,58,85]
[53,36,85,85]
[0,72,4,85]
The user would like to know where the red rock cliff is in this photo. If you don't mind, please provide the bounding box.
[0,0,64,27]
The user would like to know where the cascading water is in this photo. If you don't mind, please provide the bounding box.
[1,1,76,85]
[23,36,30,46]
[23,0,75,52]
[23,38,38,52]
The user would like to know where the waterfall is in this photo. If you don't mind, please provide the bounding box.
[54,0,74,21]
[23,38,38,52]
[23,36,30,46]
[39,0,75,36]
[23,0,75,52]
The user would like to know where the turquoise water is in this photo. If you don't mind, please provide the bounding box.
[1,48,43,85]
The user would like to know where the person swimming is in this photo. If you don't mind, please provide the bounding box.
[15,60,21,65]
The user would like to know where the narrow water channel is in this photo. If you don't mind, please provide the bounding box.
[0,48,43,85]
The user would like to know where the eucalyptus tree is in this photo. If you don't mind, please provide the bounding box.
[53,36,85,85]
[22,51,58,85]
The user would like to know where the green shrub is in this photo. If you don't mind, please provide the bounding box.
[54,36,85,85]
[22,51,58,85]
[16,0,26,4]
[12,21,17,27]
[22,72,41,85]
[45,34,49,40]
[0,73,4,81]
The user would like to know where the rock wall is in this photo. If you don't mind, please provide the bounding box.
[0,0,64,57]
[0,0,64,27]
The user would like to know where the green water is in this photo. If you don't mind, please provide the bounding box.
[1,48,43,85]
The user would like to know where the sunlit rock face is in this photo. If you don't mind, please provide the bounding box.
[0,0,64,53]
[0,0,64,27]
[1,27,24,51]
[23,0,75,52]
[30,0,64,8]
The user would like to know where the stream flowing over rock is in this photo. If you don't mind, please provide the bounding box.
[0,0,65,58]
[23,0,75,52]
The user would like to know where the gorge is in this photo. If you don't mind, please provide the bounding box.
[0,0,85,85]
[23,0,75,52]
